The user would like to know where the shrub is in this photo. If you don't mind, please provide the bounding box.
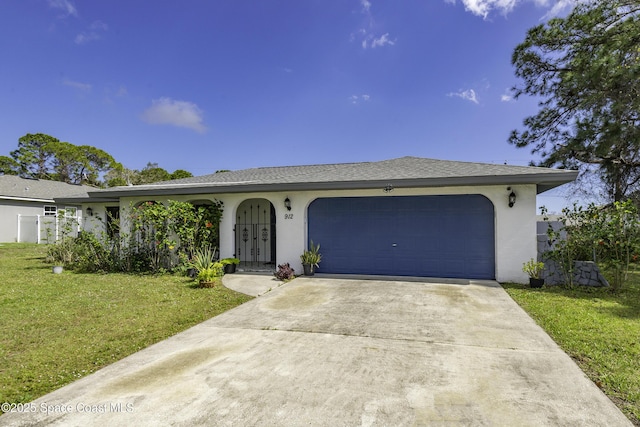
[75,231,117,272]
[197,262,224,287]
[167,200,223,261]
[274,263,295,281]
[42,200,226,275]
[45,238,75,267]
[543,200,640,289]
[127,200,224,273]
[188,246,218,273]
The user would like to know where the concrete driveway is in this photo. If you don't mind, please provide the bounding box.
[0,276,631,426]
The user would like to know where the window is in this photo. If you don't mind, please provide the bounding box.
[65,207,78,218]
[44,205,57,216]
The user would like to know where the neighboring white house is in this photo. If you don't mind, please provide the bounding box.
[63,157,577,283]
[0,175,91,243]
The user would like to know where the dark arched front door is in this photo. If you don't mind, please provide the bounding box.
[235,199,276,270]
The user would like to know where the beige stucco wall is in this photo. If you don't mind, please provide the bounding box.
[92,184,536,283]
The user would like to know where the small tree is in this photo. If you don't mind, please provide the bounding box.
[129,201,174,272]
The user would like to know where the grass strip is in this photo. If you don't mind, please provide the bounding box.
[503,275,640,425]
[0,243,252,407]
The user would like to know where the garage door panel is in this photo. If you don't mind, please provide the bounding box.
[308,195,495,279]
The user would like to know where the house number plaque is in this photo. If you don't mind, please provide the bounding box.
[284,214,293,220]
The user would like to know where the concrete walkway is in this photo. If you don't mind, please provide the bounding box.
[0,276,632,426]
[221,272,282,296]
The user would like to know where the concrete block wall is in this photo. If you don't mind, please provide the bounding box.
[536,221,609,287]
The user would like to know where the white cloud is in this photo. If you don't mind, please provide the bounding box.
[352,0,395,50]
[362,32,396,49]
[540,0,579,19]
[370,33,395,48]
[350,94,371,104]
[447,89,479,104]
[350,28,366,42]
[48,0,77,17]
[63,79,91,92]
[461,0,517,19]
[446,0,582,19]
[141,97,207,133]
[75,32,99,44]
[75,20,108,45]
[501,87,515,102]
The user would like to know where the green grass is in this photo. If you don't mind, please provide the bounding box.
[0,243,252,409]
[503,273,640,425]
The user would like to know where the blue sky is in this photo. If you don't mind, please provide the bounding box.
[0,0,581,212]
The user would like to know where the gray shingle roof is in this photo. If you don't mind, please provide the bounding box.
[0,175,93,201]
[87,156,578,198]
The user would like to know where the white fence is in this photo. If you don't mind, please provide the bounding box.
[17,215,81,244]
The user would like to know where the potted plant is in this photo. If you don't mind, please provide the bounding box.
[522,258,545,288]
[197,262,224,288]
[300,241,321,276]
[221,258,240,274]
[187,246,217,278]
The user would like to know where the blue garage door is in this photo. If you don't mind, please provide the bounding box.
[308,195,495,279]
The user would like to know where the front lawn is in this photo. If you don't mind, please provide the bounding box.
[503,274,640,425]
[0,243,252,409]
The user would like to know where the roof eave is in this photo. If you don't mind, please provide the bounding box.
[54,196,119,204]
[0,195,55,203]
[85,171,578,199]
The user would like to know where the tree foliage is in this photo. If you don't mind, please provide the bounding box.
[510,0,640,201]
[0,155,19,175]
[4,133,118,186]
[104,162,193,186]
[3,133,193,187]
[11,133,59,179]
[170,169,193,180]
[138,162,171,184]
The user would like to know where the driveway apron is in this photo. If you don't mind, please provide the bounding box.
[0,277,632,426]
